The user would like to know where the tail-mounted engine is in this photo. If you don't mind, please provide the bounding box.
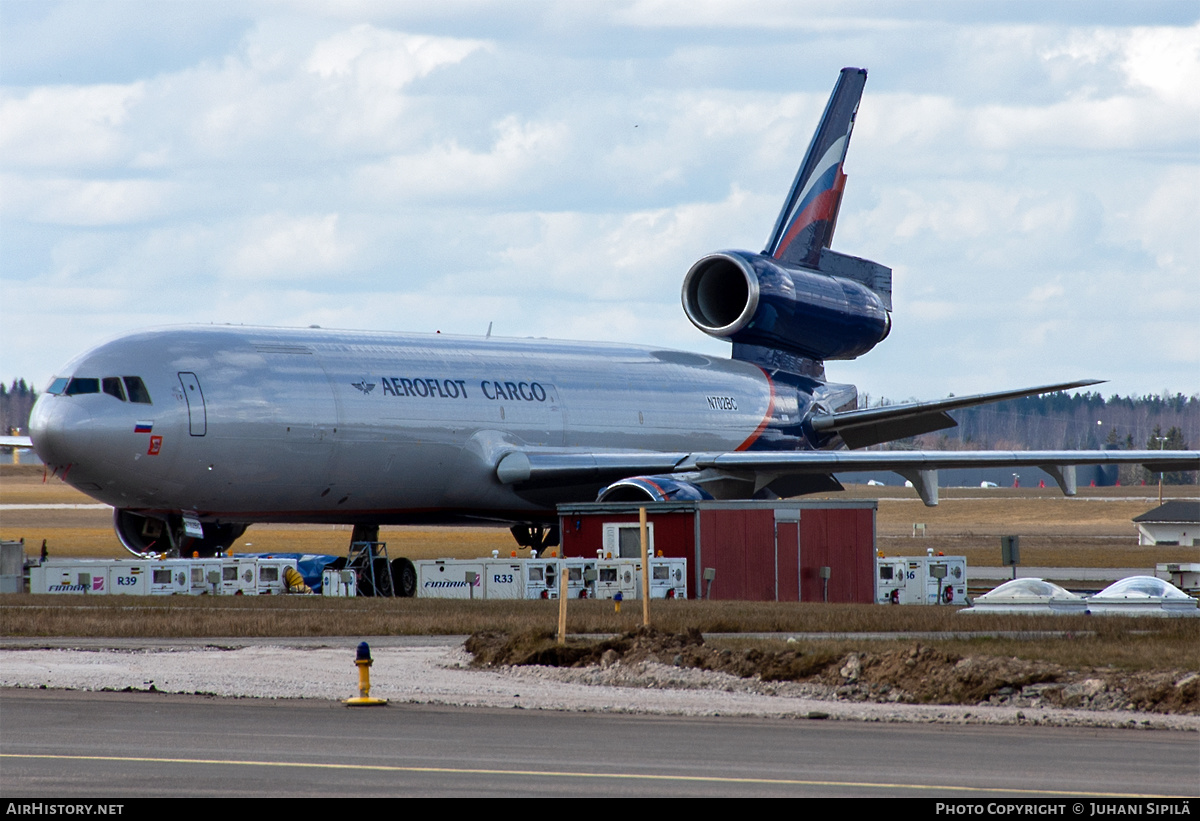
[683,68,893,367]
[681,249,891,363]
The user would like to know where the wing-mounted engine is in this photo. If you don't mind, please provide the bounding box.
[597,475,714,503]
[114,509,246,558]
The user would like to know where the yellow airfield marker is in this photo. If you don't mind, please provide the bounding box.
[345,641,387,706]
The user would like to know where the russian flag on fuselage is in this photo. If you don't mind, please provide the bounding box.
[764,67,866,269]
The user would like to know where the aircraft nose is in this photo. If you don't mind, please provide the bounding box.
[29,395,93,467]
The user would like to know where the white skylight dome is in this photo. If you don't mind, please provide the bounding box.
[959,578,1089,615]
[1091,576,1191,601]
[978,578,1083,601]
[1087,576,1198,617]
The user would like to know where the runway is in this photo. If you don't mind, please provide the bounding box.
[2,689,1196,797]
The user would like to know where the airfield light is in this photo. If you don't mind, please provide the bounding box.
[345,641,387,707]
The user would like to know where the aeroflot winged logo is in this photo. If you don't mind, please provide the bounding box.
[350,379,376,395]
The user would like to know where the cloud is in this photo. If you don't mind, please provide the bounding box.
[0,83,144,168]
[0,176,179,226]
[226,213,356,280]
[1124,166,1200,272]
[490,187,768,302]
[1025,281,1066,304]
[356,114,571,203]
[307,24,485,84]
[1120,24,1200,105]
[0,19,490,174]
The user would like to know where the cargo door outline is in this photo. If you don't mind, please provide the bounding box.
[178,372,207,436]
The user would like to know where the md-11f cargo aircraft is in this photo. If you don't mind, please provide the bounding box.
[13,68,1199,560]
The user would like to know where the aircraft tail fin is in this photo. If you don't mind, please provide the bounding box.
[764,67,867,269]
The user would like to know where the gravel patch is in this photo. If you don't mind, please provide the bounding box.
[2,640,1196,731]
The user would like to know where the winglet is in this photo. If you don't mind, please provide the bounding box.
[764,67,867,268]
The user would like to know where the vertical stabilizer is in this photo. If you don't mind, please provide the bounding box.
[764,67,867,269]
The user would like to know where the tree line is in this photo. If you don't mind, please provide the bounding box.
[0,380,37,437]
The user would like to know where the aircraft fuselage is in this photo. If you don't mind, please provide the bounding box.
[30,325,842,526]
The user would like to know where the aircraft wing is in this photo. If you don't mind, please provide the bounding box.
[496,447,1200,506]
[808,379,1104,449]
[691,450,1199,474]
[0,435,33,448]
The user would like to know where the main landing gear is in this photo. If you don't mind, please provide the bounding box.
[326,524,416,598]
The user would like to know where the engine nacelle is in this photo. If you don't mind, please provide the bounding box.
[114,509,246,558]
[681,250,891,361]
[596,476,713,503]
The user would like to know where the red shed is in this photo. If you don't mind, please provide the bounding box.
[556,500,876,602]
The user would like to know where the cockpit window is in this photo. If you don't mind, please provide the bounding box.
[46,378,69,395]
[64,378,99,395]
[123,376,152,404]
[102,377,127,401]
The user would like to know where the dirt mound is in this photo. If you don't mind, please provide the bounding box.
[465,628,1199,714]
[467,627,706,669]
[817,645,1059,704]
[466,627,840,681]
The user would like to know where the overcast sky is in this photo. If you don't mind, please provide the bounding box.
[2,0,1197,403]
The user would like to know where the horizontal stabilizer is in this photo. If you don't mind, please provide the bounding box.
[810,379,1104,449]
[818,249,892,310]
[0,435,33,449]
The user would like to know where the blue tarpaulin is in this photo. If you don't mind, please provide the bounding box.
[237,553,339,593]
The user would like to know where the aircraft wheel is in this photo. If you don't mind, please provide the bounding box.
[356,557,393,597]
[373,557,394,597]
[392,558,417,598]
